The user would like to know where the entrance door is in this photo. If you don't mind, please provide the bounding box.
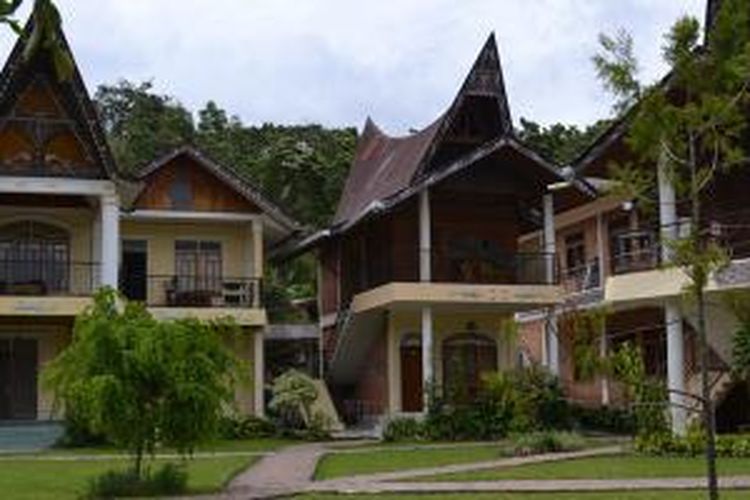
[121,240,148,302]
[0,338,38,420]
[400,334,423,412]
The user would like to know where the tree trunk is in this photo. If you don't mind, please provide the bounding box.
[690,137,719,500]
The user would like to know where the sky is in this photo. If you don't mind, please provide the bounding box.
[0,1,706,134]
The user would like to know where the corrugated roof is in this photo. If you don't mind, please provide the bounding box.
[332,33,514,228]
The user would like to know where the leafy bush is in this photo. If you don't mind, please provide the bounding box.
[219,414,277,440]
[382,417,425,442]
[413,367,570,442]
[86,463,187,499]
[569,404,635,435]
[267,369,331,440]
[512,431,586,456]
[55,396,109,448]
[635,424,750,458]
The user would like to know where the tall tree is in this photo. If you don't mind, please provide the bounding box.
[95,80,195,172]
[594,1,750,497]
[516,118,611,165]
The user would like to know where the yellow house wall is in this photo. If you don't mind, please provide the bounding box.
[0,322,70,421]
[386,310,516,414]
[227,328,257,416]
[121,220,257,280]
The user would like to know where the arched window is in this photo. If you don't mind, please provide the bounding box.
[0,221,70,294]
[442,332,498,404]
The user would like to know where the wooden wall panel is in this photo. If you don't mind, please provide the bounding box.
[135,155,260,213]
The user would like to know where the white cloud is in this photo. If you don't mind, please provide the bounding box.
[0,0,706,132]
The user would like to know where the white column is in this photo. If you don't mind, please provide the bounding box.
[99,194,120,289]
[419,189,431,283]
[600,331,611,405]
[419,188,433,411]
[254,330,265,417]
[421,306,433,411]
[252,219,264,308]
[659,154,686,435]
[543,193,559,376]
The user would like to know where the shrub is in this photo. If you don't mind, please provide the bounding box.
[569,404,635,435]
[512,431,586,456]
[508,366,569,432]
[219,415,277,440]
[382,417,425,442]
[635,426,750,458]
[86,463,187,499]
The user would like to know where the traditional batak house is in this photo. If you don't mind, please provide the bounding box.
[0,16,301,422]
[294,35,592,426]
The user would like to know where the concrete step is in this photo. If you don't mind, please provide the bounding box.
[0,422,63,452]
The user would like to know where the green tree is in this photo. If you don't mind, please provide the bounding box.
[594,1,750,496]
[516,118,611,165]
[44,289,241,478]
[95,80,195,172]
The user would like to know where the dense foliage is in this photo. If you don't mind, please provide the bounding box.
[516,118,611,165]
[44,289,241,477]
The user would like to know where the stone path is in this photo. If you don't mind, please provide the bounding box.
[198,441,750,498]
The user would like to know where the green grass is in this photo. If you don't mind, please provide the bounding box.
[0,455,255,500]
[315,445,510,480]
[0,437,292,458]
[297,493,750,500]
[421,455,750,482]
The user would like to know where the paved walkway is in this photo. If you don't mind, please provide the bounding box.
[201,441,750,499]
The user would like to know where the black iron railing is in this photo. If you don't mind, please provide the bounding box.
[0,260,101,296]
[129,275,263,308]
[434,250,559,285]
[611,230,661,275]
[562,258,601,293]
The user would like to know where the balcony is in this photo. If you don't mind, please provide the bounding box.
[121,275,263,309]
[562,258,601,294]
[0,260,101,296]
[611,230,660,275]
[345,251,561,314]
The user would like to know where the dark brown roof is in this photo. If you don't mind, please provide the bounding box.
[332,33,517,228]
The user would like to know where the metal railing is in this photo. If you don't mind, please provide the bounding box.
[129,275,263,308]
[433,250,559,285]
[562,258,601,293]
[611,230,661,275]
[0,260,101,296]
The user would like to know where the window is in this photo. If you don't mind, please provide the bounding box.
[442,333,498,404]
[169,168,193,210]
[174,240,222,293]
[0,221,69,294]
[564,232,586,271]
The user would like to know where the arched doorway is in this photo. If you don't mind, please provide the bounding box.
[0,220,70,295]
[442,332,498,404]
[400,333,423,412]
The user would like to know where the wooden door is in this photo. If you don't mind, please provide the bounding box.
[0,338,37,420]
[400,336,423,412]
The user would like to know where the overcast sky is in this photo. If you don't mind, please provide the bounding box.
[0,1,706,134]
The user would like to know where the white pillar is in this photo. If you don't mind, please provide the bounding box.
[419,189,431,283]
[659,153,686,435]
[543,193,559,376]
[252,219,263,308]
[600,331,611,405]
[421,306,433,411]
[419,188,433,411]
[100,194,120,289]
[254,330,265,417]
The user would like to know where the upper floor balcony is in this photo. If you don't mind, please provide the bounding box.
[121,274,262,309]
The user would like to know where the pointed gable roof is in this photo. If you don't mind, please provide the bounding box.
[331,34,519,227]
[0,14,118,179]
[132,145,302,235]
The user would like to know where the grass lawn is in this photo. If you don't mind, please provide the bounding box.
[315,444,510,480]
[0,437,293,458]
[420,455,750,482]
[0,455,255,500]
[298,492,750,500]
